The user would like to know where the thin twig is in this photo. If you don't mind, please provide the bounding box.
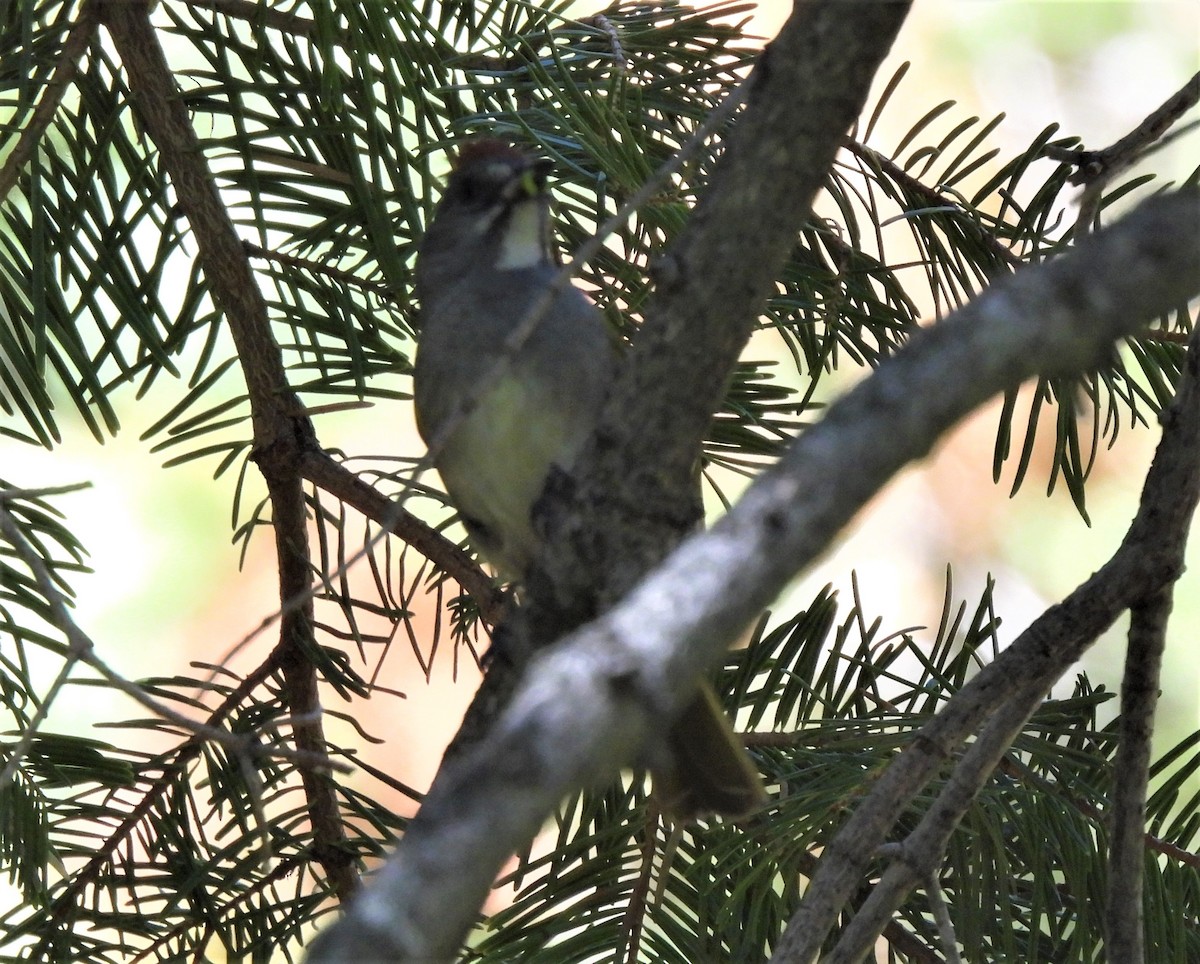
[0,507,92,788]
[1000,756,1200,869]
[875,843,962,964]
[584,13,628,72]
[844,139,1022,271]
[243,241,403,305]
[181,0,319,36]
[1142,328,1191,345]
[1045,71,1200,185]
[0,2,99,203]
[126,851,311,963]
[617,814,660,963]
[29,645,294,958]
[299,449,504,622]
[195,453,504,698]
[1045,71,1200,234]
[0,483,93,502]
[926,868,962,964]
[0,503,347,786]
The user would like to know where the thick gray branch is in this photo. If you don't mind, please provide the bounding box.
[305,186,1200,963]
[774,196,1200,961]
[445,0,913,766]
[540,0,914,604]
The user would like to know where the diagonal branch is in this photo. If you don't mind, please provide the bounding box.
[298,448,505,623]
[776,211,1200,962]
[303,187,1200,964]
[547,1,917,609]
[180,0,320,36]
[843,138,1023,271]
[1047,71,1200,186]
[0,500,342,779]
[32,625,306,951]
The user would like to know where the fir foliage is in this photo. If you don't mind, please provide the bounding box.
[0,2,1196,961]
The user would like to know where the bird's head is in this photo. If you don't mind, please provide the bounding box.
[418,140,555,283]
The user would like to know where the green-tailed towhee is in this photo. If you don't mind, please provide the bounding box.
[413,140,764,820]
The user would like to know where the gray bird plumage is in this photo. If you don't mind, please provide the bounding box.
[414,144,616,577]
[413,141,764,820]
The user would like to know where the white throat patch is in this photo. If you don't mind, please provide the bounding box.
[496,200,545,270]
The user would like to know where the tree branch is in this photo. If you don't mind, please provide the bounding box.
[304,181,1200,962]
[545,1,916,607]
[31,614,313,954]
[181,0,319,36]
[298,449,505,624]
[0,1,98,203]
[97,0,356,900]
[243,241,401,304]
[843,138,1023,271]
[775,202,1200,962]
[0,499,342,777]
[1046,71,1200,185]
[1046,70,1200,234]
[1105,585,1172,962]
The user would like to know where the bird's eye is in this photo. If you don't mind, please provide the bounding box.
[452,161,515,208]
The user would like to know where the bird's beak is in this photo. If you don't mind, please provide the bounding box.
[507,159,553,202]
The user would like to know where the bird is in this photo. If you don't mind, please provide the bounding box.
[412,139,765,820]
